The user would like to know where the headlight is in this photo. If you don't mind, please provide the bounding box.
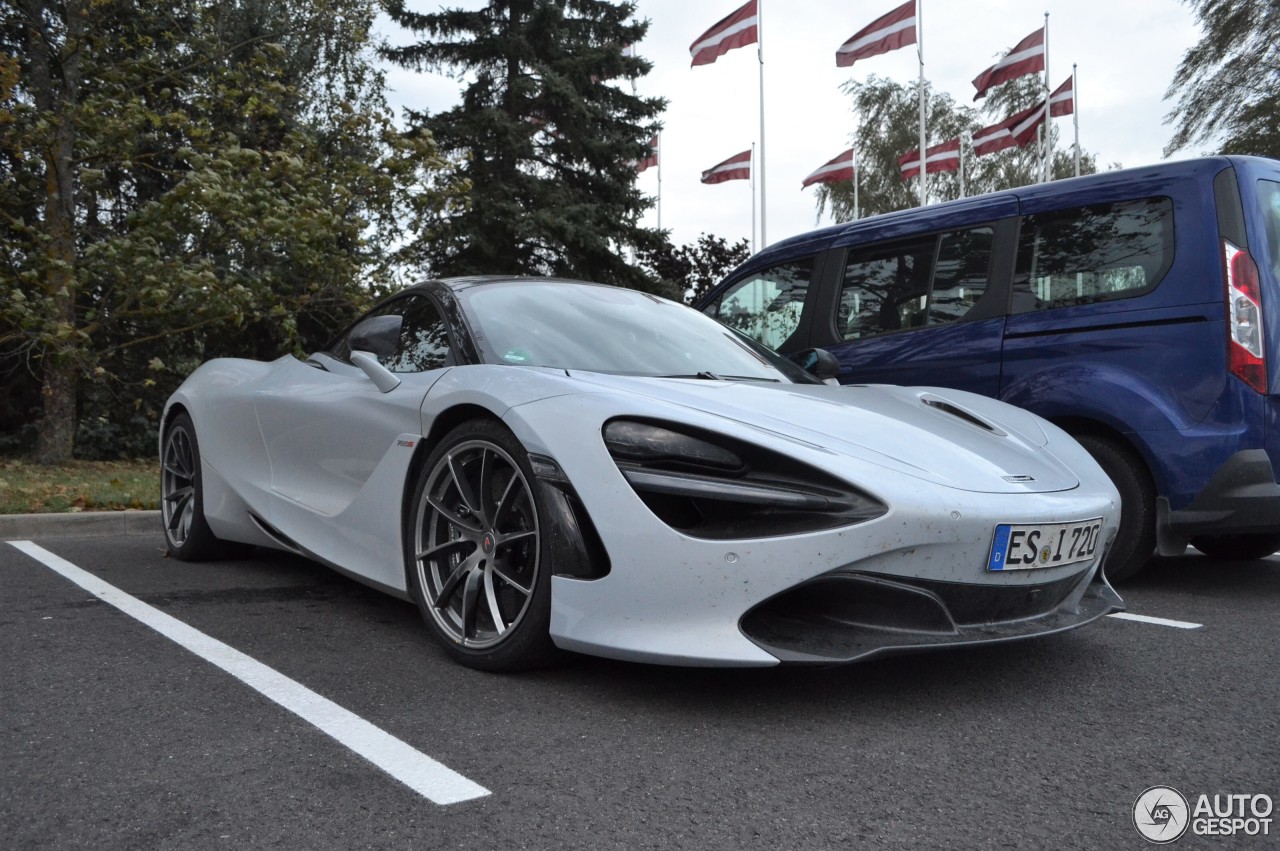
[603,419,886,539]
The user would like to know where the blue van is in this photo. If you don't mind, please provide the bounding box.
[697,156,1280,581]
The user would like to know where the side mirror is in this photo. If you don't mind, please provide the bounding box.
[787,347,841,381]
[348,314,402,360]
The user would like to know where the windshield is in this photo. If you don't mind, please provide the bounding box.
[459,281,812,383]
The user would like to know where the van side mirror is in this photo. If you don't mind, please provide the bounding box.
[348,314,402,359]
[787,347,842,381]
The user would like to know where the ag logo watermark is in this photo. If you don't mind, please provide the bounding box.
[1133,786,1189,844]
[1133,786,1274,843]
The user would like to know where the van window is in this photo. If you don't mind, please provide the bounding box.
[1013,197,1173,312]
[838,227,993,340]
[705,260,813,349]
[1259,180,1280,278]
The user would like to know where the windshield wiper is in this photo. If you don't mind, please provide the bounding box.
[657,372,780,383]
[659,371,723,380]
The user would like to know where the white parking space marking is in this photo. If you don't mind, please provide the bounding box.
[1107,612,1204,630]
[8,541,490,805]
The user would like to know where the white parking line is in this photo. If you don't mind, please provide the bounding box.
[1108,612,1204,630]
[8,541,490,805]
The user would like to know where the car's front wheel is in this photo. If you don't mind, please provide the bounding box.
[406,420,558,672]
[1189,533,1280,561]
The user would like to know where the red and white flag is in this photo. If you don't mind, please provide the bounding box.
[635,136,659,173]
[972,27,1045,100]
[898,138,961,180]
[701,150,752,184]
[690,1,758,67]
[836,1,916,67]
[802,149,855,187]
[972,100,1047,156]
[1049,75,1073,117]
[1009,100,1048,147]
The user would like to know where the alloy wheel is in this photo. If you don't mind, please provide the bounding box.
[414,439,541,649]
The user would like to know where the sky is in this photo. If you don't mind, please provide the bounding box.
[379,1,1204,253]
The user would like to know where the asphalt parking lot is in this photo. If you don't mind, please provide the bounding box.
[3,530,1278,849]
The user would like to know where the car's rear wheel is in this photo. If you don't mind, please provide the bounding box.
[161,412,226,561]
[1075,434,1156,583]
[1188,533,1280,561]
[406,420,558,672]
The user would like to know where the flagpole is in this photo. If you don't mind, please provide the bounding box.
[916,0,927,206]
[852,147,859,220]
[959,133,966,198]
[1042,11,1051,182]
[750,142,757,253]
[657,133,663,230]
[1072,63,1080,177]
[758,0,767,247]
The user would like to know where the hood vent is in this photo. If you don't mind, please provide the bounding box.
[921,397,1001,434]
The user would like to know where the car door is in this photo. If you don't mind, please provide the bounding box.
[812,220,1015,396]
[255,293,452,518]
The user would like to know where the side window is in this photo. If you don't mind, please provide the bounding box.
[706,259,814,350]
[387,296,451,372]
[837,227,993,340]
[931,228,994,324]
[1013,197,1174,312]
[331,295,452,373]
[1259,180,1280,280]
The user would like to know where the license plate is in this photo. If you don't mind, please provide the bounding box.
[987,518,1103,571]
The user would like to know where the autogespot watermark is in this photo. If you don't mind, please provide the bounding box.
[1133,786,1275,843]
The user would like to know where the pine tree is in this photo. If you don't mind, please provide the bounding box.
[382,0,666,289]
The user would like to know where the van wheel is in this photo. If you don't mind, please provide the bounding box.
[1188,533,1280,561]
[1075,435,1156,583]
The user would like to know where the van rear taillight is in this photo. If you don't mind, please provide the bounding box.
[1223,239,1267,394]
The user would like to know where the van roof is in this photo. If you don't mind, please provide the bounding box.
[754,155,1274,264]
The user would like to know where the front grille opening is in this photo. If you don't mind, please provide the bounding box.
[635,489,860,539]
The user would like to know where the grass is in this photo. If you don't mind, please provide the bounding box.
[0,458,160,514]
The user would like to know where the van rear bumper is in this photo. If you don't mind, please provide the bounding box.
[1163,449,1280,537]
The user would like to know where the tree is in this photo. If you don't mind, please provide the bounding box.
[1,0,464,461]
[1164,0,1280,158]
[382,0,667,289]
[814,74,1098,223]
[639,233,751,304]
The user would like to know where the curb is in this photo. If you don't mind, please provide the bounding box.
[0,510,160,540]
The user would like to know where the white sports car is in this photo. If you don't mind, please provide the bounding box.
[161,276,1124,671]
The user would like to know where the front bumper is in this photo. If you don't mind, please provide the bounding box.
[740,566,1124,665]
[1164,449,1280,538]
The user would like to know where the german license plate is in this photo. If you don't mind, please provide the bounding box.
[987,518,1103,571]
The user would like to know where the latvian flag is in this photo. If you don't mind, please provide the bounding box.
[972,27,1045,100]
[690,1,758,67]
[1049,76,1074,117]
[636,136,659,173]
[972,100,1047,156]
[802,149,855,188]
[836,1,916,67]
[898,139,961,180]
[701,150,752,184]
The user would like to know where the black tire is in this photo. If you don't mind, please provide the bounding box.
[1189,533,1280,561]
[1075,434,1157,583]
[160,412,227,561]
[405,419,559,672]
